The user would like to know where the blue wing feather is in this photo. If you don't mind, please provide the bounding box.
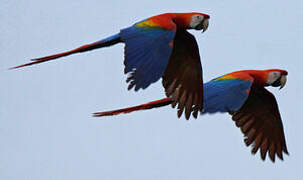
[120,25,175,91]
[203,78,253,114]
[124,44,154,73]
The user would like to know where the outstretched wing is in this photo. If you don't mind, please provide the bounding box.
[231,87,289,162]
[121,17,176,91]
[162,30,203,119]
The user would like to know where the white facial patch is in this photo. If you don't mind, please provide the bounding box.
[267,71,281,85]
[189,15,204,29]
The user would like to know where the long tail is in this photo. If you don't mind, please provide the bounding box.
[10,33,122,69]
[93,98,173,117]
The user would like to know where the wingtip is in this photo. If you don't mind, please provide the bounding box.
[283,147,289,155]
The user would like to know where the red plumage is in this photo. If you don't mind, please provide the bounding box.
[94,69,289,162]
[11,12,210,119]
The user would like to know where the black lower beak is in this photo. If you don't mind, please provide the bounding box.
[272,77,281,87]
[195,22,204,30]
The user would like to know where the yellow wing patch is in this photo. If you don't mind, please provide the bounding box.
[136,19,163,29]
[215,75,237,81]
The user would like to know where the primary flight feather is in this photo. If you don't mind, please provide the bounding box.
[11,12,210,119]
[94,69,289,162]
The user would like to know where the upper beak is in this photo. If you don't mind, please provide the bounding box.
[279,75,287,89]
[202,18,209,33]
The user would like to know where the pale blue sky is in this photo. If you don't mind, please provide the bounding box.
[1,0,303,179]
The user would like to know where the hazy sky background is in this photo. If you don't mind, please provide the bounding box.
[1,0,303,179]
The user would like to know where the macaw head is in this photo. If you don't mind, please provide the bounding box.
[173,13,210,32]
[189,13,210,32]
[266,69,288,89]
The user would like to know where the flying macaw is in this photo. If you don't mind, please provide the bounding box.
[94,69,289,162]
[11,12,210,119]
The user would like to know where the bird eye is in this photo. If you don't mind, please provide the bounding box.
[274,72,279,77]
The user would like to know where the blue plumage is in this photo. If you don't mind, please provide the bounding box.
[202,78,252,114]
[120,25,175,90]
[96,33,120,44]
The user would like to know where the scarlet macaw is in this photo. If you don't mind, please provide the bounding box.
[94,69,289,162]
[11,12,210,119]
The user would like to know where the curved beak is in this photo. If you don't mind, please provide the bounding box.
[202,18,209,33]
[279,75,287,90]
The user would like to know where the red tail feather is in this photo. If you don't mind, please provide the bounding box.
[93,98,173,117]
[10,49,77,69]
[10,34,121,69]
